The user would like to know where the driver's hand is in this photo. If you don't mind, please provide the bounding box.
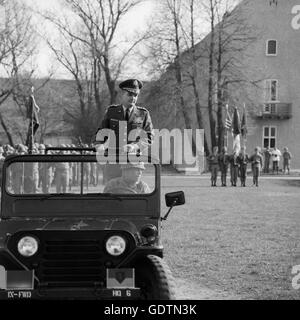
[123,144,137,153]
[95,144,106,153]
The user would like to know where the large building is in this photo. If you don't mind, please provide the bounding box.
[143,0,300,170]
[234,0,300,168]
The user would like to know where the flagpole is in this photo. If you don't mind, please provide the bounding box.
[243,102,247,149]
[29,86,34,154]
[225,104,228,149]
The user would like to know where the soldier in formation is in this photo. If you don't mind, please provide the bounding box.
[249,146,263,187]
[229,152,239,187]
[282,147,292,174]
[208,146,219,187]
[0,143,102,194]
[263,147,272,174]
[218,146,230,187]
[237,146,249,187]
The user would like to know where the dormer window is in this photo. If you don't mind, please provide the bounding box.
[266,40,277,56]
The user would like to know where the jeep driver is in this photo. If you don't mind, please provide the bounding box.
[103,162,150,194]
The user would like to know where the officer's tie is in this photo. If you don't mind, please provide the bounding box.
[125,108,130,121]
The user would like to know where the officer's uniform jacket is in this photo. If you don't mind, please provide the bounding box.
[250,153,263,168]
[229,154,239,167]
[237,153,249,167]
[95,104,154,152]
[218,152,230,168]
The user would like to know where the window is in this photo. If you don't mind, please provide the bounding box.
[263,126,276,148]
[264,79,278,112]
[6,161,156,195]
[264,79,278,102]
[266,40,277,55]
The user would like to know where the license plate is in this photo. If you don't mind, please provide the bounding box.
[106,268,135,289]
[6,270,34,290]
[7,291,32,299]
[107,288,139,298]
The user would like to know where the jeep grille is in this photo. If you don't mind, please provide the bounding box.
[8,230,135,288]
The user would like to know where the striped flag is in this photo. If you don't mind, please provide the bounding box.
[232,107,241,154]
[224,104,232,129]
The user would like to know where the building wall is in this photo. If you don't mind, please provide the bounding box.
[232,0,300,168]
[145,0,300,169]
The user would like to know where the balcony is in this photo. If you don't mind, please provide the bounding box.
[256,102,292,120]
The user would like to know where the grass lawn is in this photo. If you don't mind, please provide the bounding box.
[160,176,300,299]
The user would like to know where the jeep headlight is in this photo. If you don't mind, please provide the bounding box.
[105,236,126,256]
[18,236,39,257]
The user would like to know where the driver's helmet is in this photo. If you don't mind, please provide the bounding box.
[121,162,145,171]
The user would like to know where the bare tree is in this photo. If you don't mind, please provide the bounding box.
[0,0,40,145]
[41,11,103,142]
[141,1,196,140]
[65,0,145,104]
[41,0,147,141]
[202,0,218,150]
[213,0,257,151]
[179,0,210,155]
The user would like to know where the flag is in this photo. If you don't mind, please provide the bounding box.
[241,104,247,138]
[25,88,40,153]
[232,107,241,154]
[224,104,232,129]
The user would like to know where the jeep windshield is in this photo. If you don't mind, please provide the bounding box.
[1,154,160,218]
[5,160,155,196]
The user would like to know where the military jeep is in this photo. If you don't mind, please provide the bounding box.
[0,147,185,300]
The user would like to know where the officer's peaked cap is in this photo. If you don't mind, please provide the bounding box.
[121,162,145,170]
[119,79,143,94]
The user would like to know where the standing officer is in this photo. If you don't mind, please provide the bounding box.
[218,146,230,187]
[237,146,249,187]
[23,146,39,194]
[208,146,219,187]
[229,152,239,187]
[94,79,154,182]
[250,146,263,187]
[38,144,53,194]
[263,147,272,173]
[54,149,70,193]
[282,147,292,174]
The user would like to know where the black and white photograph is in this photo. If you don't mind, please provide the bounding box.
[0,0,299,305]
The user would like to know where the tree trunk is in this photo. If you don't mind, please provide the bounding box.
[189,0,209,155]
[191,77,209,155]
[217,25,224,152]
[93,58,104,119]
[208,0,216,152]
[102,50,117,105]
[172,0,196,155]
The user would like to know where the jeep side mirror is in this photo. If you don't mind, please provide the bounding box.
[162,191,185,221]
